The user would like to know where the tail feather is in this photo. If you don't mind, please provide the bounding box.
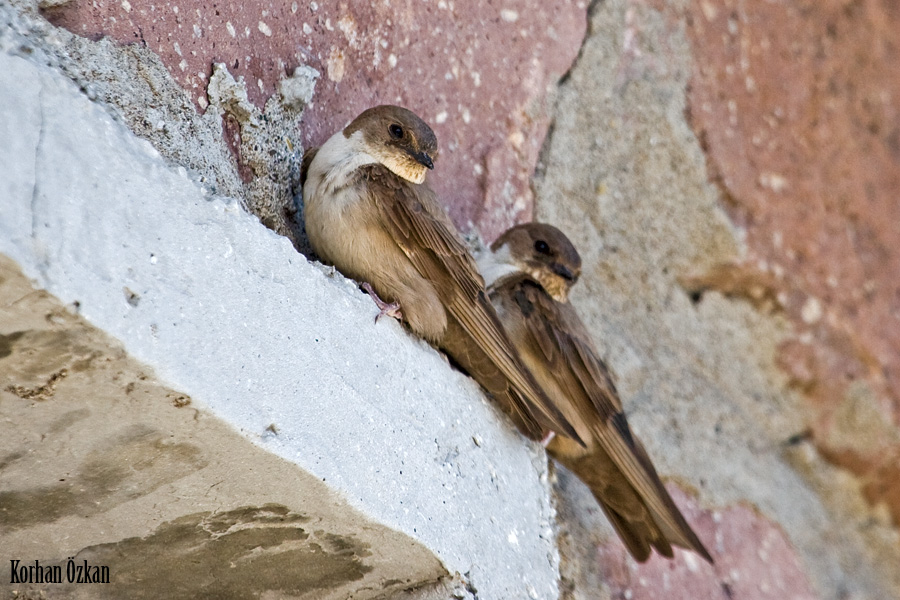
[597,493,681,562]
[550,439,713,564]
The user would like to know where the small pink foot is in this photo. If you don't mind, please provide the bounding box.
[361,282,403,323]
[540,431,556,448]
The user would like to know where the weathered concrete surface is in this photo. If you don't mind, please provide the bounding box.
[42,0,588,241]
[0,255,449,600]
[3,0,899,598]
[2,0,316,252]
[0,29,561,599]
[534,0,900,598]
[674,0,900,532]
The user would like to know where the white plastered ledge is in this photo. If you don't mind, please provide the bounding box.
[0,45,559,600]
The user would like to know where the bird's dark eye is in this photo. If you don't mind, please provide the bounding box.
[389,124,404,139]
[534,240,550,255]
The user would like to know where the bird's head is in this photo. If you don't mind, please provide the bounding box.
[490,223,582,302]
[343,105,439,184]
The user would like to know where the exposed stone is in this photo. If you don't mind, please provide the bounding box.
[208,63,257,123]
[2,0,310,250]
[204,61,318,251]
[674,0,900,528]
[535,0,899,597]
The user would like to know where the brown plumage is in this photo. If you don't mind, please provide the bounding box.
[479,222,712,563]
[301,106,581,443]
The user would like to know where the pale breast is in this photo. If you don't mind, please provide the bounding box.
[302,132,448,341]
[305,177,390,279]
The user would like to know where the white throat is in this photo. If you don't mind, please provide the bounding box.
[310,129,377,192]
[307,128,429,191]
[476,243,522,290]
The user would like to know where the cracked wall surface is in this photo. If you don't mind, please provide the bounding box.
[1,0,898,598]
[674,0,900,535]
[535,1,899,598]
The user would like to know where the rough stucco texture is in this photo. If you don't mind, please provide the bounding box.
[5,0,900,598]
[534,0,899,598]
[674,0,900,526]
[44,0,588,240]
[0,35,562,599]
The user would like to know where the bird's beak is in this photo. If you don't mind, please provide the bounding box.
[551,263,576,282]
[411,150,434,170]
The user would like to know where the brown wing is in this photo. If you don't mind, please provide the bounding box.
[495,277,712,563]
[360,164,581,443]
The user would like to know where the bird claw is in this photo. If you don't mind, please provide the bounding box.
[361,282,403,323]
[374,303,403,323]
[540,431,556,448]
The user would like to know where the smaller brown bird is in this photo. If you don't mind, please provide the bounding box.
[478,222,712,563]
[301,106,580,444]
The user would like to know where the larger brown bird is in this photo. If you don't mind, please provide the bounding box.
[477,222,712,563]
[301,105,580,443]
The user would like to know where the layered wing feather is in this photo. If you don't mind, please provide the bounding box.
[361,165,581,443]
[494,276,712,562]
